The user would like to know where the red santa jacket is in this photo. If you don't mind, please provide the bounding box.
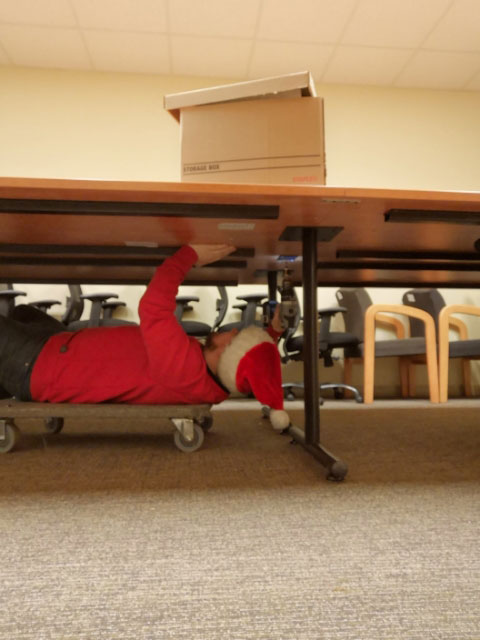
[30,246,229,405]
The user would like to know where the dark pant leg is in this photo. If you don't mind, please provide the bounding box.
[0,308,65,400]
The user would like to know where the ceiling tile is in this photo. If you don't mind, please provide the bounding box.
[0,0,76,27]
[84,30,170,74]
[0,24,91,69]
[169,0,260,38]
[249,41,333,80]
[395,50,480,89]
[323,46,412,85]
[423,0,480,52]
[257,0,357,43]
[171,35,251,78]
[342,0,451,48]
[72,0,168,33]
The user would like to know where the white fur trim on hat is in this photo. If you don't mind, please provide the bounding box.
[217,325,274,394]
[269,409,290,432]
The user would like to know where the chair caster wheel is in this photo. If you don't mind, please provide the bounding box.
[173,422,204,453]
[44,417,64,434]
[0,420,20,453]
[197,416,213,432]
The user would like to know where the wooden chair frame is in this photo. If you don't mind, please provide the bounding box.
[363,304,439,405]
[407,316,471,398]
[438,305,480,403]
[343,311,409,398]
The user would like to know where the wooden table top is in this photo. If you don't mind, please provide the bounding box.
[1,177,480,286]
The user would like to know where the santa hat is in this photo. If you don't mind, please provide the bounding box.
[217,325,290,431]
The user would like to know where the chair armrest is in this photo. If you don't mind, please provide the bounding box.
[30,299,61,312]
[236,293,268,304]
[81,292,119,327]
[102,300,127,320]
[316,307,347,346]
[175,295,200,320]
[438,304,480,344]
[80,292,119,302]
[102,301,127,310]
[365,304,435,332]
[375,312,406,338]
[448,316,468,340]
[0,290,26,299]
[176,295,200,303]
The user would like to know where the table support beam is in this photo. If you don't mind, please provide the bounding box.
[287,227,348,481]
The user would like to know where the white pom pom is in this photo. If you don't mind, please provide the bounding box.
[269,409,290,432]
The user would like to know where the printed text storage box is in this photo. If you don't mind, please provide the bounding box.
[164,72,326,185]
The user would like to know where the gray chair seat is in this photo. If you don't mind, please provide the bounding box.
[345,337,427,358]
[179,320,212,338]
[449,339,480,358]
[289,331,359,353]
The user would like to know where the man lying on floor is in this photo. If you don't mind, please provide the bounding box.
[0,245,290,431]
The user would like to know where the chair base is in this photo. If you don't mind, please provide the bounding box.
[282,382,363,403]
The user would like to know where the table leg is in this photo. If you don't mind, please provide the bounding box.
[287,227,348,481]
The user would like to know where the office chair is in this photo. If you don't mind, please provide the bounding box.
[0,283,26,317]
[175,286,229,337]
[281,290,363,403]
[404,289,480,402]
[336,288,439,404]
[402,289,473,398]
[217,292,268,332]
[63,284,136,329]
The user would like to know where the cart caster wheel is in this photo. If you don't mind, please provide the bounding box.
[44,417,64,434]
[197,416,213,432]
[0,420,20,453]
[173,423,204,453]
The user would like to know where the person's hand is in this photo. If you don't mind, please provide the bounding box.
[190,244,236,267]
[271,302,284,333]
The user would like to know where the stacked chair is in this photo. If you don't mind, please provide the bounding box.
[335,288,439,404]
[403,288,480,402]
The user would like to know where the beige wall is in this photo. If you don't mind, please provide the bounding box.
[2,67,480,188]
[2,66,480,396]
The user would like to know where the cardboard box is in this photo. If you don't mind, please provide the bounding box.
[164,72,326,185]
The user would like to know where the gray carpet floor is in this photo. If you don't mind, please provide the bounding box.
[0,400,479,639]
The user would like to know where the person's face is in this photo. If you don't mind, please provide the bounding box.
[210,327,239,352]
[204,327,239,374]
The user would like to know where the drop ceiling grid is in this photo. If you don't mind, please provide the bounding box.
[0,0,479,90]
